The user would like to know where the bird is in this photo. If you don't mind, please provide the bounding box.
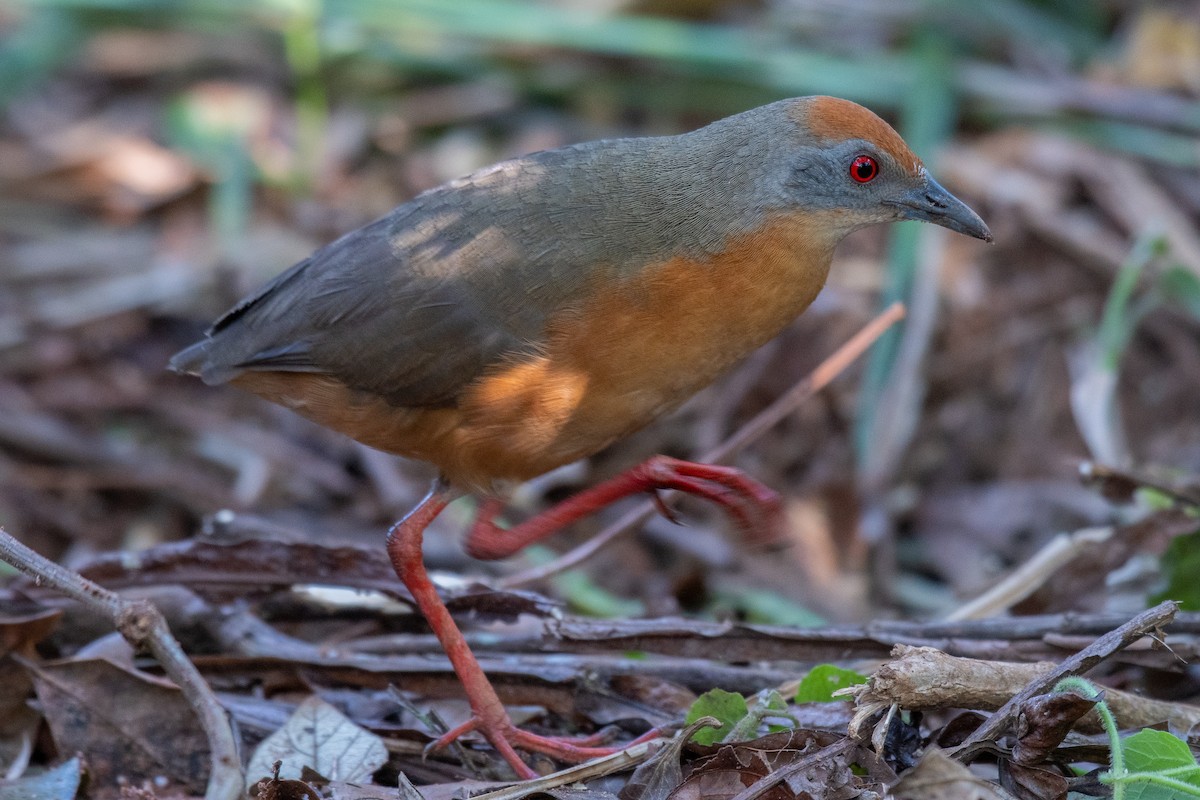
[170,96,991,779]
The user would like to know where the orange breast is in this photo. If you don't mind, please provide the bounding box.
[233,210,840,493]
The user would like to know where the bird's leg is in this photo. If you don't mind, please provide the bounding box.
[386,479,659,780]
[465,455,784,561]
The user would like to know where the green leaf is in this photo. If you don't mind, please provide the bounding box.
[794,664,867,703]
[1122,730,1198,774]
[726,689,796,741]
[713,588,824,627]
[1097,232,1163,371]
[522,545,645,618]
[1119,729,1200,800]
[1151,528,1200,611]
[754,689,789,713]
[1159,267,1200,320]
[685,689,747,746]
[551,569,645,618]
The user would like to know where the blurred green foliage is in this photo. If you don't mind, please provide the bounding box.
[0,0,1160,131]
[1152,526,1200,611]
[793,663,866,703]
[3,0,1196,530]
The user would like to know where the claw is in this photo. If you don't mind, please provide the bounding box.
[651,489,683,525]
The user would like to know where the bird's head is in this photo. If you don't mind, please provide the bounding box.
[781,96,992,243]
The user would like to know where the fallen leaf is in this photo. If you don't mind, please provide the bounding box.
[251,769,322,800]
[0,607,62,657]
[794,665,867,704]
[19,656,208,791]
[621,717,720,800]
[685,690,747,746]
[247,696,388,784]
[0,756,84,800]
[0,657,40,772]
[676,730,857,800]
[998,761,1067,800]
[1012,689,1097,765]
[890,749,1015,800]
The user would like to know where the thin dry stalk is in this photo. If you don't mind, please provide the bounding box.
[500,302,907,588]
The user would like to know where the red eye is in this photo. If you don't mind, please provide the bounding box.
[850,155,878,183]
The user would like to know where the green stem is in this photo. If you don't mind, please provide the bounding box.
[1109,772,1200,797]
[282,0,327,191]
[1097,232,1165,371]
[1054,676,1124,800]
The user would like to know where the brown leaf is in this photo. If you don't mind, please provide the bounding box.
[0,656,41,769]
[1011,690,1097,765]
[670,769,765,800]
[999,762,1067,800]
[933,712,986,749]
[0,607,62,658]
[621,717,721,800]
[19,656,209,792]
[890,749,1015,800]
[676,730,858,800]
[251,773,322,800]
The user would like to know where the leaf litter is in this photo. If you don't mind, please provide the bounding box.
[1,2,1200,799]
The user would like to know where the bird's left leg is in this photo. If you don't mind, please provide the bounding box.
[465,455,784,561]
[387,480,659,779]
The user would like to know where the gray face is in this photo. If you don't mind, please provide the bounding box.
[786,138,921,220]
[784,137,992,242]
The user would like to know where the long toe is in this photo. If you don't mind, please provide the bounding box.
[429,713,661,780]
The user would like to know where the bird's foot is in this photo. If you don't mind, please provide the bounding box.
[640,456,786,548]
[465,455,786,561]
[428,713,660,780]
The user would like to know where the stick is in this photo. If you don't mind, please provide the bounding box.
[944,526,1114,621]
[0,528,243,800]
[953,600,1179,758]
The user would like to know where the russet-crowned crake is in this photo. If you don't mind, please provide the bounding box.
[171,96,991,778]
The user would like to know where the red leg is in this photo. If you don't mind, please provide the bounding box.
[465,455,785,561]
[387,480,660,779]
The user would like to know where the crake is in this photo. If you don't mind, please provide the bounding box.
[172,95,991,779]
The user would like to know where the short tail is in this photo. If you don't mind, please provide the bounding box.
[168,340,208,375]
[168,339,238,385]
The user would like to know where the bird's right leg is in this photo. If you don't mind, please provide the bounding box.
[465,455,785,561]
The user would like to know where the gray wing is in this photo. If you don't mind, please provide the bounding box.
[169,190,563,409]
[169,127,755,409]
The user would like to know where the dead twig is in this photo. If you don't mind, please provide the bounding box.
[192,606,795,700]
[500,302,907,588]
[0,527,244,800]
[944,526,1114,621]
[468,735,663,800]
[953,600,1179,760]
[851,644,1200,735]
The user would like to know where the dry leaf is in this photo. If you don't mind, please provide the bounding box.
[20,656,208,791]
[247,696,388,784]
[621,717,720,800]
[890,749,1016,800]
[0,755,83,800]
[1012,690,1097,765]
